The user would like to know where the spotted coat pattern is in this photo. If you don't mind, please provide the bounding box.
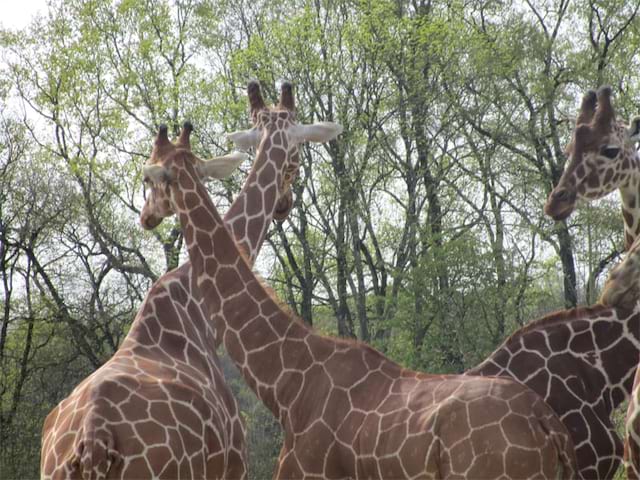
[163,137,579,479]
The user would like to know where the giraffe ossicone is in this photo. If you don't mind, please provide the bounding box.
[151,122,578,479]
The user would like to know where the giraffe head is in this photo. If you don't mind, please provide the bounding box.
[545,86,640,222]
[140,122,246,229]
[228,81,342,220]
[600,236,640,310]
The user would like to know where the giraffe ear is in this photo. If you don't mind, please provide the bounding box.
[628,116,640,142]
[197,152,248,179]
[291,121,343,144]
[142,165,173,185]
[227,128,261,151]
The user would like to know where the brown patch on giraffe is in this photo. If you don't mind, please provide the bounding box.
[468,452,505,478]
[380,408,411,431]
[239,318,277,350]
[296,422,334,475]
[324,441,355,479]
[379,455,404,478]
[603,168,614,184]
[248,342,283,384]
[224,331,245,365]
[325,349,367,388]
[378,394,407,415]
[275,370,303,407]
[135,420,167,445]
[246,216,266,244]
[506,446,542,478]
[349,371,391,410]
[281,338,313,370]
[335,410,366,444]
[150,401,173,425]
[122,457,153,478]
[468,396,508,428]
[159,459,179,479]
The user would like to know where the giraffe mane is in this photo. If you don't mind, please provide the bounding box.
[500,304,614,344]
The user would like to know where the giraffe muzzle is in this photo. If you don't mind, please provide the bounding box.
[544,188,577,221]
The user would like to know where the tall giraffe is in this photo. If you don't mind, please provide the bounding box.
[40,143,248,479]
[40,81,341,479]
[542,86,640,477]
[544,86,640,249]
[468,245,640,478]
[143,124,579,479]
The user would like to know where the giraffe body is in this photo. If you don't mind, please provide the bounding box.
[41,82,342,479]
[148,125,578,479]
[41,267,245,479]
[469,303,640,478]
[543,86,640,478]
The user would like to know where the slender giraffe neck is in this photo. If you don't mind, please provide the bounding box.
[225,127,288,264]
[620,168,640,249]
[168,155,316,422]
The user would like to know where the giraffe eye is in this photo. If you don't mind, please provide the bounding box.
[601,146,620,159]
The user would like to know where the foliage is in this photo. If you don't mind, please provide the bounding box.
[1,0,639,476]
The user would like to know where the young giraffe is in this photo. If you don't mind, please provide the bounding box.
[468,239,640,479]
[40,141,248,479]
[544,86,640,249]
[599,236,640,479]
[40,81,341,479]
[143,124,579,479]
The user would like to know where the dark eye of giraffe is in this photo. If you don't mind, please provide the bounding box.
[600,146,620,159]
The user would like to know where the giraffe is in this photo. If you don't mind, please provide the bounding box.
[40,81,342,479]
[544,86,640,249]
[467,236,640,478]
[542,86,640,477]
[40,142,248,479]
[598,235,640,479]
[143,123,579,479]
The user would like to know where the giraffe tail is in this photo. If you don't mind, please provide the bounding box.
[68,411,121,480]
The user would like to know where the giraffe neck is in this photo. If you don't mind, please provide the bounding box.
[169,157,323,423]
[619,169,640,250]
[225,129,286,264]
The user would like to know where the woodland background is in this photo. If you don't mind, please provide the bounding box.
[1,0,639,477]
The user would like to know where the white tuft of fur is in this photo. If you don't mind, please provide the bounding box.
[227,128,261,151]
[198,152,248,179]
[291,121,343,144]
